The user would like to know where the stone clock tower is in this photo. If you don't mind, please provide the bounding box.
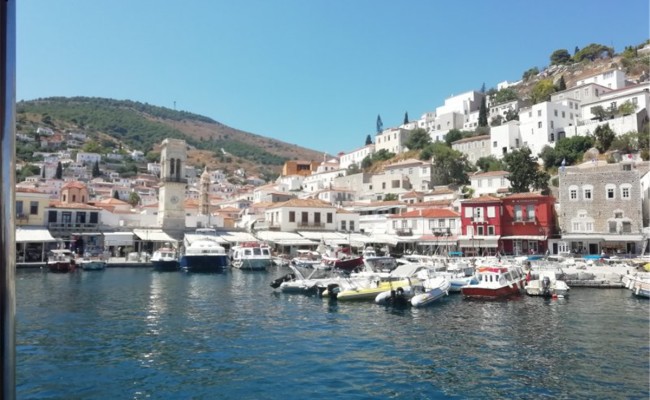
[157,138,187,229]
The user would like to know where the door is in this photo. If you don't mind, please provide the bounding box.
[589,243,599,255]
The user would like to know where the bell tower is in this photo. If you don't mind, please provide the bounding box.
[157,138,187,229]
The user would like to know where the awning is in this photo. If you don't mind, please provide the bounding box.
[133,229,177,243]
[561,234,604,241]
[501,235,546,240]
[221,231,259,243]
[418,234,458,244]
[255,230,317,246]
[103,232,134,246]
[458,235,500,248]
[16,227,57,243]
[366,233,399,246]
[184,233,229,245]
[297,231,346,241]
[600,234,645,242]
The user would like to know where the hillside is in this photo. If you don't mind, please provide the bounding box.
[16,97,326,180]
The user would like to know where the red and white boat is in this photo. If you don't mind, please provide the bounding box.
[461,265,526,299]
[47,249,77,273]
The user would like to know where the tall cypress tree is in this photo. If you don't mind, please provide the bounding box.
[403,112,409,124]
[557,75,567,91]
[92,160,101,177]
[55,161,63,179]
[478,96,488,127]
[376,114,383,134]
[365,134,372,145]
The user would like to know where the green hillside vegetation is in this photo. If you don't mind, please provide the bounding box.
[17,97,288,167]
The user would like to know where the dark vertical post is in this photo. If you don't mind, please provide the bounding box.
[0,0,17,398]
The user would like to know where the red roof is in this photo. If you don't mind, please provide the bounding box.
[61,181,87,190]
[461,195,502,204]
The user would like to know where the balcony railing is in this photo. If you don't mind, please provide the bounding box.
[396,228,413,236]
[48,222,99,232]
[297,222,325,230]
[16,213,28,222]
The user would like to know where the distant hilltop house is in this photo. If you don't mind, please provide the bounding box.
[282,160,319,177]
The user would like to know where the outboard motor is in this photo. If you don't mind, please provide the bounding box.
[541,276,552,298]
[388,287,409,307]
[326,283,340,299]
[270,273,295,289]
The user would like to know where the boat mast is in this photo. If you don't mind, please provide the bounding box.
[0,0,17,398]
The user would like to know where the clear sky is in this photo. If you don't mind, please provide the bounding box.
[17,0,649,155]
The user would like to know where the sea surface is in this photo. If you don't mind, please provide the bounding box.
[16,267,650,400]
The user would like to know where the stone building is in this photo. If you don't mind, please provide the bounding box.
[558,160,647,255]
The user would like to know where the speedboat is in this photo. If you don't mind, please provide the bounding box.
[151,246,179,271]
[525,271,570,298]
[290,250,322,268]
[231,242,272,271]
[47,249,77,273]
[461,265,526,299]
[623,274,650,298]
[78,256,106,271]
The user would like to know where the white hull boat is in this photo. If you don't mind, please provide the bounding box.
[525,271,570,298]
[411,277,451,307]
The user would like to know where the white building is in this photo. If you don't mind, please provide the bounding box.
[264,198,342,232]
[375,128,412,155]
[370,159,432,198]
[302,168,347,193]
[339,144,375,170]
[147,163,162,177]
[575,69,627,90]
[76,152,101,165]
[470,170,510,197]
[490,121,521,159]
[518,101,575,156]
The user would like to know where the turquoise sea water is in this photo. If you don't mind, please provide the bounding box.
[16,267,650,399]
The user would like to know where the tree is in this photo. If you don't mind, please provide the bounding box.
[522,67,539,81]
[617,100,637,116]
[376,114,383,134]
[594,123,616,153]
[530,79,556,104]
[403,112,409,125]
[427,142,473,185]
[556,75,567,91]
[383,193,398,201]
[92,160,101,177]
[81,140,103,154]
[478,96,488,127]
[540,135,595,169]
[475,155,504,172]
[128,191,141,207]
[55,161,62,179]
[609,131,639,153]
[347,163,361,174]
[504,108,519,122]
[491,88,518,105]
[365,134,372,145]
[405,128,431,150]
[573,43,614,62]
[444,129,463,146]
[480,82,486,93]
[490,115,504,127]
[550,49,571,65]
[502,148,550,193]
[574,46,580,55]
[590,105,611,121]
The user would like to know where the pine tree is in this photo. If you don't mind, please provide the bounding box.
[403,112,409,125]
[55,161,62,179]
[365,134,372,145]
[480,82,486,93]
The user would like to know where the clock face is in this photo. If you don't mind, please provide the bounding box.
[170,195,180,205]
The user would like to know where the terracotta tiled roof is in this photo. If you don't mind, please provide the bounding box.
[95,197,130,205]
[503,192,545,199]
[16,187,46,194]
[461,195,502,204]
[48,201,100,210]
[389,208,460,219]
[267,198,334,209]
[61,181,87,190]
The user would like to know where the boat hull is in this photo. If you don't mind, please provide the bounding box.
[80,261,106,271]
[233,258,271,271]
[48,262,76,273]
[152,260,179,271]
[461,280,525,299]
[180,255,229,272]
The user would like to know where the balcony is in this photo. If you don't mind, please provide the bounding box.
[297,222,325,230]
[16,213,29,222]
[48,222,99,233]
[396,228,413,236]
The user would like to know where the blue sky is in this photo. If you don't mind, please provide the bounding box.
[18,0,649,155]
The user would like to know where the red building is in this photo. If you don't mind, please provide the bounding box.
[459,195,502,256]
[499,193,557,256]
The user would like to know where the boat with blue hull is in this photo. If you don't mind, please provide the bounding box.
[180,236,229,272]
[151,246,180,271]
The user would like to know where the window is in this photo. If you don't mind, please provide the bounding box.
[464,207,473,218]
[527,205,535,221]
[449,219,455,229]
[382,182,386,189]
[609,221,617,233]
[569,185,578,201]
[349,221,355,231]
[30,201,38,215]
[621,185,631,199]
[438,219,445,228]
[554,110,558,117]
[90,212,99,224]
[289,211,295,223]
[477,226,484,235]
[48,210,57,223]
[614,211,623,219]
[538,121,542,128]
[487,206,495,218]
[513,205,522,221]
[562,111,565,118]
[606,184,616,199]
[301,212,308,223]
[585,222,594,232]
[583,185,593,200]
[622,222,631,233]
[550,121,554,129]
[16,201,23,216]
[393,220,398,229]
[515,139,519,147]
[537,110,542,117]
[572,222,582,232]
[327,213,333,223]
[474,207,483,222]
[314,213,321,224]
[488,226,495,235]
[550,133,555,142]
[341,221,347,231]
[493,141,497,148]
[610,102,617,110]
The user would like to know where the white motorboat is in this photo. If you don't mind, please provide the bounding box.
[231,242,272,270]
[180,231,229,272]
[150,246,179,271]
[290,250,322,268]
[525,271,570,298]
[623,274,650,298]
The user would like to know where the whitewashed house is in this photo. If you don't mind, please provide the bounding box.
[375,127,412,155]
[76,152,101,165]
[490,121,521,159]
[518,101,575,156]
[339,144,375,170]
[470,170,510,197]
[264,198,341,232]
